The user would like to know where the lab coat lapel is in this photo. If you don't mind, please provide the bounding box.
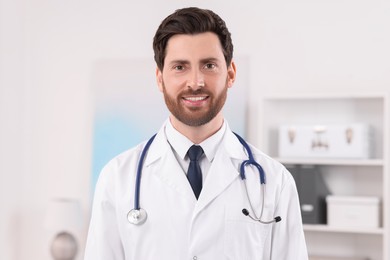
[144,126,196,203]
[193,129,247,216]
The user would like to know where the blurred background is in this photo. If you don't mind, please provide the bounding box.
[0,0,389,259]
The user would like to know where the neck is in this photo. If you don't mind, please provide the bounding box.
[169,114,224,144]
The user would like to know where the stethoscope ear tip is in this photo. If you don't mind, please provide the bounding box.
[242,208,250,216]
[242,208,282,224]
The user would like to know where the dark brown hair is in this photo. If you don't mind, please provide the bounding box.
[153,7,234,70]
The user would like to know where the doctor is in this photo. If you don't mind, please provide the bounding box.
[84,7,308,260]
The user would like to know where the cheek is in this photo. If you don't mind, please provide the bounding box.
[211,75,229,90]
[164,76,187,92]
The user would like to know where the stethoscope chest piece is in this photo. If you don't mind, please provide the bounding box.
[127,208,147,225]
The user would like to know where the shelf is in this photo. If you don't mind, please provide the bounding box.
[260,93,388,259]
[275,158,384,166]
[303,224,384,235]
[263,93,387,100]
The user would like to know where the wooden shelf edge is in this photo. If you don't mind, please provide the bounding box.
[262,93,387,100]
[303,224,384,235]
[274,157,384,166]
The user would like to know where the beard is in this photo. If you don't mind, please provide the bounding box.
[161,81,228,127]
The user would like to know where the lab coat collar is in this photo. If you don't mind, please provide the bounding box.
[222,125,249,161]
[164,118,227,163]
[143,121,170,168]
[143,120,248,166]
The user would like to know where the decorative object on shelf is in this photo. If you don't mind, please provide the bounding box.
[312,126,329,150]
[288,127,296,144]
[44,198,83,260]
[345,127,354,144]
[279,123,373,159]
[288,165,330,224]
[50,232,78,260]
[326,195,380,229]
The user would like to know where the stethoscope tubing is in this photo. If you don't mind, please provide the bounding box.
[234,133,279,223]
[233,133,266,184]
[130,132,280,225]
[134,134,156,210]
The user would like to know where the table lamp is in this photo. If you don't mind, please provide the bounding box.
[44,198,83,260]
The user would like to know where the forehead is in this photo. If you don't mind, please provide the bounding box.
[165,32,225,62]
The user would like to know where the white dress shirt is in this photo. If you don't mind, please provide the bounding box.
[164,118,226,183]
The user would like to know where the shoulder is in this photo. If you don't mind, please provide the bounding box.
[99,120,169,176]
[222,126,286,173]
[96,141,146,187]
[97,127,167,182]
[249,143,289,174]
[224,128,293,184]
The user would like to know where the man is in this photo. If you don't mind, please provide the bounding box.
[84,7,308,259]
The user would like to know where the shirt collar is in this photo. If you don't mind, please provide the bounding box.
[165,119,226,163]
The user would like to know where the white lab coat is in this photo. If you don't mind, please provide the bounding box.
[84,122,308,260]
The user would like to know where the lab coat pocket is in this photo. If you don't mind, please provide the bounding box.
[224,219,271,260]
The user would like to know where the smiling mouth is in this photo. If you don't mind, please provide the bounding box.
[183,96,208,102]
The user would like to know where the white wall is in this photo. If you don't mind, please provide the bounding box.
[0,0,28,259]
[0,0,389,259]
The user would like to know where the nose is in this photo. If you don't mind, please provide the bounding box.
[187,70,204,90]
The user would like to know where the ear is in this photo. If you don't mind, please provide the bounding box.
[227,61,236,88]
[156,67,164,92]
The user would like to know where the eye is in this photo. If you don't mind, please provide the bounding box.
[204,63,216,70]
[173,65,185,71]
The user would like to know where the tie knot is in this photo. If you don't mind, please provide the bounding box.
[187,145,204,161]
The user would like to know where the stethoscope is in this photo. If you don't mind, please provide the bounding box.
[127,133,282,225]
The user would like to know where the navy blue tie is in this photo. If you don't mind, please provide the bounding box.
[187,145,204,199]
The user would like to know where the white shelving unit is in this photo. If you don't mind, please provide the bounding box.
[258,94,389,260]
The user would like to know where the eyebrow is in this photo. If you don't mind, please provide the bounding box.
[167,57,222,66]
[167,59,190,66]
[200,57,221,63]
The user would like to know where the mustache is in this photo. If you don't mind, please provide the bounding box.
[180,89,211,96]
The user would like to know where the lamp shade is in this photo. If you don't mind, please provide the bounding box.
[44,198,83,231]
